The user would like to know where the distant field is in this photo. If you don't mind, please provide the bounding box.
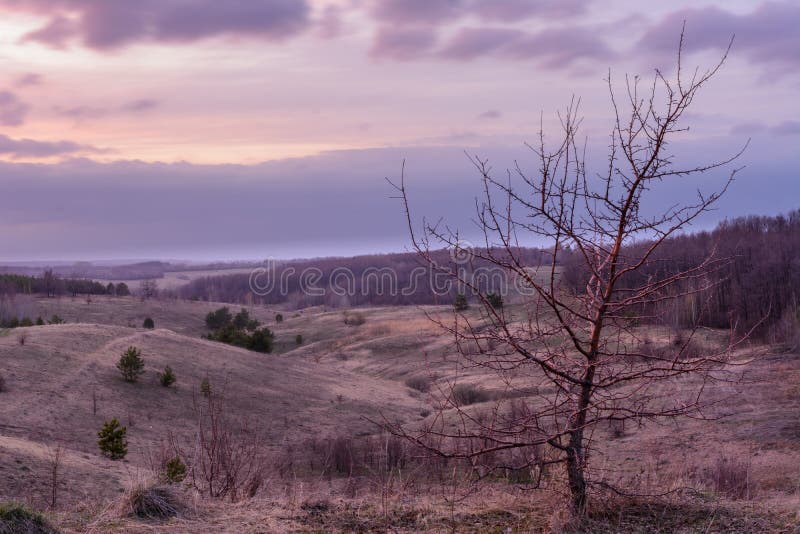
[94,267,257,292]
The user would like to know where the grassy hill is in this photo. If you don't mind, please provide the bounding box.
[0,296,798,532]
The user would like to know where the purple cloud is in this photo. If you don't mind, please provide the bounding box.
[0,91,30,126]
[317,4,344,39]
[470,0,590,21]
[437,26,615,68]
[478,110,501,120]
[121,99,159,112]
[55,98,160,120]
[0,134,103,158]
[370,0,464,25]
[439,27,522,60]
[772,120,800,136]
[7,0,311,50]
[14,73,44,87]
[370,27,438,61]
[639,2,800,72]
[369,0,591,25]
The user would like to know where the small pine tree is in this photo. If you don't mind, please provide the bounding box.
[200,376,212,398]
[163,456,187,483]
[453,293,469,311]
[159,366,176,387]
[295,334,303,345]
[486,292,503,309]
[116,282,131,297]
[275,313,283,323]
[19,317,33,327]
[97,418,128,460]
[143,317,155,329]
[117,346,145,383]
[49,315,64,325]
[35,316,45,326]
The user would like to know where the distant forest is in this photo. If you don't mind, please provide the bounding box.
[1,211,797,340]
[181,211,799,338]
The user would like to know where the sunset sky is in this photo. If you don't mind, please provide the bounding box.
[0,0,797,261]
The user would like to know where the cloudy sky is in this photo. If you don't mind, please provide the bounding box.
[0,0,797,261]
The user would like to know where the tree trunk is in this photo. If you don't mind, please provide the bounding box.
[566,427,587,514]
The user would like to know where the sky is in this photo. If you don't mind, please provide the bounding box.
[0,0,797,262]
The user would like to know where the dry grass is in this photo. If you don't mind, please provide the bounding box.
[0,297,798,531]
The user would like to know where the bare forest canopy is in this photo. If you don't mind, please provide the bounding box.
[561,209,800,337]
[177,211,799,337]
[0,260,262,281]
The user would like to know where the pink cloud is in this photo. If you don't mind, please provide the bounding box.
[0,90,30,126]
[370,27,438,61]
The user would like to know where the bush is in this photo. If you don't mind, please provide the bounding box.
[486,292,503,309]
[233,309,259,331]
[405,375,432,393]
[0,502,57,534]
[35,316,45,326]
[200,377,212,398]
[163,457,187,483]
[159,366,176,388]
[205,307,232,330]
[117,346,145,383]
[143,317,155,329]
[19,317,33,327]
[275,313,283,323]
[451,384,489,406]
[247,327,274,353]
[705,457,752,499]
[48,315,64,325]
[453,293,469,311]
[17,333,26,346]
[295,334,303,345]
[0,373,5,393]
[116,282,131,297]
[120,481,180,520]
[343,311,365,326]
[98,418,128,460]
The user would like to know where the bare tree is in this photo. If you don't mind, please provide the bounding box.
[388,32,752,515]
[170,389,268,501]
[48,444,64,509]
[139,279,159,300]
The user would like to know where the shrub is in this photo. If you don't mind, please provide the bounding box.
[247,327,274,353]
[295,334,303,345]
[0,502,57,534]
[35,316,45,326]
[451,384,489,406]
[17,333,26,346]
[205,307,232,330]
[486,292,503,309]
[120,480,180,520]
[98,418,128,460]
[233,309,259,331]
[275,313,283,323]
[117,346,145,383]
[19,317,33,327]
[159,366,176,388]
[163,457,187,483]
[143,317,155,329]
[200,377,212,398]
[48,315,64,325]
[405,375,432,393]
[343,311,365,326]
[116,282,131,297]
[705,457,752,499]
[0,373,5,393]
[453,293,469,311]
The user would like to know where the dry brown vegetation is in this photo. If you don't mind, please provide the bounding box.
[0,295,796,532]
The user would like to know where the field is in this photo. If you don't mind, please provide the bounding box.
[0,296,798,532]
